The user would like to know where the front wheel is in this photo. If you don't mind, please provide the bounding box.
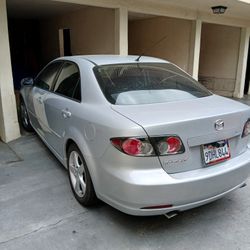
[20,99,33,132]
[67,144,98,206]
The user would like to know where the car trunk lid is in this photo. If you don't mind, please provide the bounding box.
[111,95,250,174]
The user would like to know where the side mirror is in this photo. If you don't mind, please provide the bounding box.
[21,77,34,86]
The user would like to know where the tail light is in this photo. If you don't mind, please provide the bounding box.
[242,119,250,138]
[153,136,184,155]
[111,138,155,156]
[110,135,185,157]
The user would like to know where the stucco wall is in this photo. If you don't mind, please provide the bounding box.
[40,6,115,65]
[199,23,241,97]
[128,16,192,72]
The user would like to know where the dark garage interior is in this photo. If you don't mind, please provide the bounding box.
[8,19,42,91]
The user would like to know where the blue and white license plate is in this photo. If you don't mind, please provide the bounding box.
[202,139,230,166]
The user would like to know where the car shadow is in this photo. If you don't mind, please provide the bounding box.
[88,190,239,236]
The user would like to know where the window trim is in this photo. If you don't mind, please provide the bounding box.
[33,60,82,103]
[34,61,64,91]
[51,61,82,103]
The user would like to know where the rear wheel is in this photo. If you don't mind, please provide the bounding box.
[67,144,98,206]
[20,99,33,132]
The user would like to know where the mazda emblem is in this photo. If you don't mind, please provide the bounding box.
[215,119,224,131]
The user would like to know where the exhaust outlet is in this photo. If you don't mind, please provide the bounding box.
[164,211,179,219]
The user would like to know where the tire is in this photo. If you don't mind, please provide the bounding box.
[67,144,98,206]
[20,99,34,132]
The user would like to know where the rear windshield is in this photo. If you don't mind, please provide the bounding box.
[93,63,211,105]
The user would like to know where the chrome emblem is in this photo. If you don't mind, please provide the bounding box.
[215,119,224,131]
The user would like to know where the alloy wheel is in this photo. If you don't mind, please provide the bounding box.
[20,102,29,127]
[69,150,86,198]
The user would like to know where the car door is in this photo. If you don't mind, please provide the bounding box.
[43,62,81,157]
[29,61,63,139]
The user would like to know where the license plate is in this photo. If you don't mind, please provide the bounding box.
[202,140,230,166]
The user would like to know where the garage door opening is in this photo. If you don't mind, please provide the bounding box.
[128,13,194,73]
[199,23,241,97]
[7,2,116,95]
[7,1,87,91]
[8,19,42,91]
[7,1,116,133]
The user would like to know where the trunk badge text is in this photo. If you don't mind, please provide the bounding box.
[215,119,224,131]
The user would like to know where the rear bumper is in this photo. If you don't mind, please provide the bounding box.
[101,181,246,216]
[95,148,250,216]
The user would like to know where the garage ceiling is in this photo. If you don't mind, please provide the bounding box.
[7,0,85,18]
[148,0,250,20]
[6,0,250,20]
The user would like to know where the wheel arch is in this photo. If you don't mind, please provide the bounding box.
[19,88,28,104]
[19,92,26,105]
[64,138,78,166]
[65,139,75,158]
[64,136,99,194]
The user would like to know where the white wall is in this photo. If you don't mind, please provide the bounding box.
[0,0,20,142]
[199,23,241,96]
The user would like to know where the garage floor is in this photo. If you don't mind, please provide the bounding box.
[1,124,250,249]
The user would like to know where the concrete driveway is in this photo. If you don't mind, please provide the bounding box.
[1,134,250,250]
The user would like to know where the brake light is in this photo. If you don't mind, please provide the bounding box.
[110,135,185,157]
[122,138,141,155]
[111,138,155,156]
[157,137,182,155]
[242,119,250,138]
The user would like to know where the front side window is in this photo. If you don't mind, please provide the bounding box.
[53,62,81,101]
[35,62,62,90]
[94,63,212,105]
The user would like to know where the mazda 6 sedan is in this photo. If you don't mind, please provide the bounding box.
[20,55,250,216]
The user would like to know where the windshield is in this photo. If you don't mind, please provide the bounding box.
[94,63,212,105]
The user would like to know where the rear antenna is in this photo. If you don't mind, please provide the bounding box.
[135,35,168,62]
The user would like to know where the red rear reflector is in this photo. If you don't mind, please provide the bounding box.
[141,204,173,209]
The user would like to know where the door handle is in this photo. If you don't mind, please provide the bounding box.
[61,109,71,118]
[38,97,43,104]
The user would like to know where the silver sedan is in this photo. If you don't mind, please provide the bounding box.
[20,55,250,216]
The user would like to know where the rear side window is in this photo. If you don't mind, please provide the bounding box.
[35,62,62,90]
[94,63,211,105]
[53,62,81,101]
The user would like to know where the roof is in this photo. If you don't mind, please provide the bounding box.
[61,55,168,66]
